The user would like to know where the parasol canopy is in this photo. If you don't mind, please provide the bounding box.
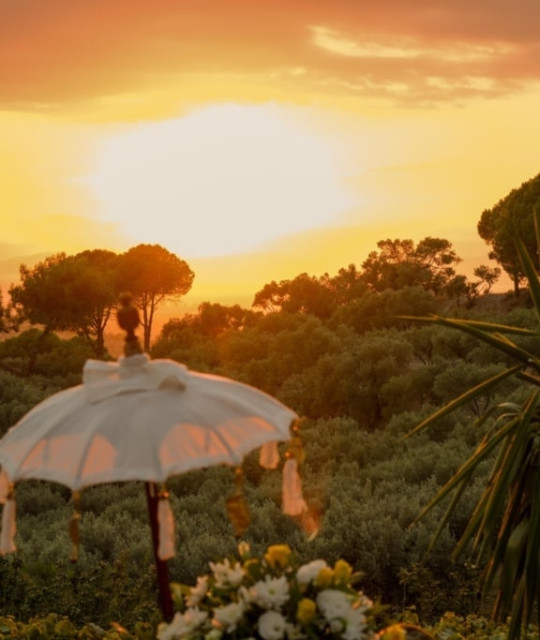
[0,340,304,620]
[0,353,297,490]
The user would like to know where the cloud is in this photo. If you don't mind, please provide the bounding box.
[0,0,539,111]
[311,26,513,63]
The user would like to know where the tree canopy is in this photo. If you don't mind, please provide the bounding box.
[119,244,194,351]
[252,272,337,318]
[361,236,462,294]
[8,244,194,355]
[477,172,540,294]
[9,251,119,356]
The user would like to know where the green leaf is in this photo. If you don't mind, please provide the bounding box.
[514,233,540,323]
[398,315,538,336]
[402,364,522,440]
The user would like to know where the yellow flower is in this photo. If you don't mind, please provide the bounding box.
[381,624,407,640]
[296,598,317,625]
[264,545,292,569]
[313,567,334,588]
[333,559,353,585]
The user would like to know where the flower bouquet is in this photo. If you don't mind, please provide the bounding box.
[158,543,376,640]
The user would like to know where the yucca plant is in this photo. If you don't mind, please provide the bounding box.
[404,212,540,640]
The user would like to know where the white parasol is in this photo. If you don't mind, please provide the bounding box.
[0,295,305,620]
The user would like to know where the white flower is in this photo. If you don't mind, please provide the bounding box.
[355,593,374,612]
[183,607,208,631]
[316,589,353,622]
[284,622,304,640]
[186,576,209,607]
[250,575,290,610]
[156,612,191,640]
[296,559,328,585]
[213,601,245,632]
[341,608,367,640]
[205,629,223,640]
[239,585,254,605]
[209,559,245,589]
[330,618,345,634]
[258,610,287,640]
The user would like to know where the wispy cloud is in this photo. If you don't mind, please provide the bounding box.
[0,0,538,111]
[311,26,513,63]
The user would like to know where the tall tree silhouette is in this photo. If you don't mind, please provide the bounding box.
[478,172,540,295]
[119,244,194,351]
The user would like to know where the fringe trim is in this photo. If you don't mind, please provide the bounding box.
[0,489,16,554]
[259,441,280,469]
[282,458,307,516]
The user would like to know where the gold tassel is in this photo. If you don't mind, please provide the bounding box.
[282,457,307,516]
[157,489,175,560]
[226,468,250,537]
[69,491,81,563]
[0,484,16,555]
[259,441,280,469]
[288,419,305,466]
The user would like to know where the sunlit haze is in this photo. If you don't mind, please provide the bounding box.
[83,104,356,257]
[1,0,540,310]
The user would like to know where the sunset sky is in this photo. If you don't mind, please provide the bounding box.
[2,0,540,310]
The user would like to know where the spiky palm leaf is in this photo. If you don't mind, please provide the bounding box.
[405,226,540,640]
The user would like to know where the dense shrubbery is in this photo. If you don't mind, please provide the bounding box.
[0,254,534,630]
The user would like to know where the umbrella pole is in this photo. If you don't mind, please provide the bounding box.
[145,482,174,622]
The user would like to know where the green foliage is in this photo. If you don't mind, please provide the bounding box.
[0,612,156,640]
[406,234,540,639]
[151,320,220,371]
[8,251,119,357]
[2,229,536,630]
[330,287,437,334]
[477,172,540,293]
[360,237,462,295]
[427,612,540,640]
[7,244,194,355]
[0,329,94,381]
[0,330,94,435]
[119,244,194,351]
[252,272,337,318]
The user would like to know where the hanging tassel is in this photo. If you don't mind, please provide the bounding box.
[282,458,307,516]
[0,484,16,555]
[282,420,307,517]
[226,468,250,537]
[259,441,280,469]
[69,491,81,563]
[157,490,175,560]
[0,470,9,504]
[288,434,305,466]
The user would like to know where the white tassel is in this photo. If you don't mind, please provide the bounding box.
[157,495,175,560]
[282,458,307,516]
[259,441,280,469]
[0,497,16,554]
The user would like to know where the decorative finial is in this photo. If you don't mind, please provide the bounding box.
[117,292,143,357]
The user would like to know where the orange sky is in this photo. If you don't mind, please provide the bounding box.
[2,0,540,310]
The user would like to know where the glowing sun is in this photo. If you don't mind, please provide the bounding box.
[83,104,354,257]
